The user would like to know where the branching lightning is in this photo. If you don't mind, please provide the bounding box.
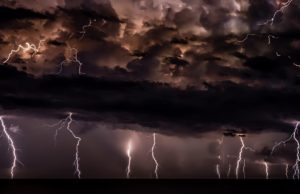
[57,47,84,75]
[3,40,45,63]
[235,136,255,179]
[48,112,82,178]
[271,122,300,179]
[126,139,132,179]
[260,0,294,26]
[79,19,96,40]
[0,116,18,179]
[151,133,159,179]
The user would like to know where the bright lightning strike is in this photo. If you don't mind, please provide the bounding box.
[3,40,45,63]
[263,161,269,179]
[126,139,132,179]
[235,136,255,179]
[0,116,18,179]
[271,122,300,179]
[48,112,82,178]
[151,133,159,179]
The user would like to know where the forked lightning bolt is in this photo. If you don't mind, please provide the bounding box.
[57,47,84,75]
[271,122,300,179]
[235,136,255,179]
[48,112,82,178]
[126,139,132,179]
[79,19,96,40]
[151,133,159,179]
[0,116,18,179]
[260,0,294,26]
[3,40,45,63]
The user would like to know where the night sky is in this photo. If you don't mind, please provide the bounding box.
[0,0,300,179]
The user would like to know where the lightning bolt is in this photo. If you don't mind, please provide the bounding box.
[215,136,224,179]
[285,163,289,179]
[57,47,84,75]
[0,116,18,179]
[260,0,294,26]
[3,40,45,63]
[79,19,96,40]
[227,163,231,178]
[263,161,269,179]
[235,136,255,179]
[47,112,82,178]
[126,139,132,179]
[242,159,246,179]
[216,164,221,179]
[151,133,159,179]
[271,122,300,179]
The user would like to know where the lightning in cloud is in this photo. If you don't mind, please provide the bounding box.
[79,19,96,40]
[260,0,294,26]
[126,139,132,179]
[271,122,300,179]
[57,47,84,75]
[48,112,82,178]
[235,136,255,179]
[3,40,45,63]
[0,116,18,179]
[151,133,159,179]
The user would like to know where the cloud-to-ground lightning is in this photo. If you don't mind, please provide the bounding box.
[3,40,45,63]
[57,47,84,75]
[215,136,224,178]
[227,163,231,178]
[263,161,269,179]
[216,164,221,179]
[79,19,96,40]
[47,112,82,178]
[271,122,300,179]
[285,163,289,179]
[151,133,159,179]
[260,0,294,26]
[126,139,132,179]
[0,116,18,179]
[235,136,255,179]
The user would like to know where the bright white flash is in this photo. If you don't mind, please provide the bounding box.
[3,40,45,63]
[126,139,132,179]
[0,116,18,179]
[151,133,159,179]
[48,112,82,178]
[271,122,300,179]
[235,137,255,179]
